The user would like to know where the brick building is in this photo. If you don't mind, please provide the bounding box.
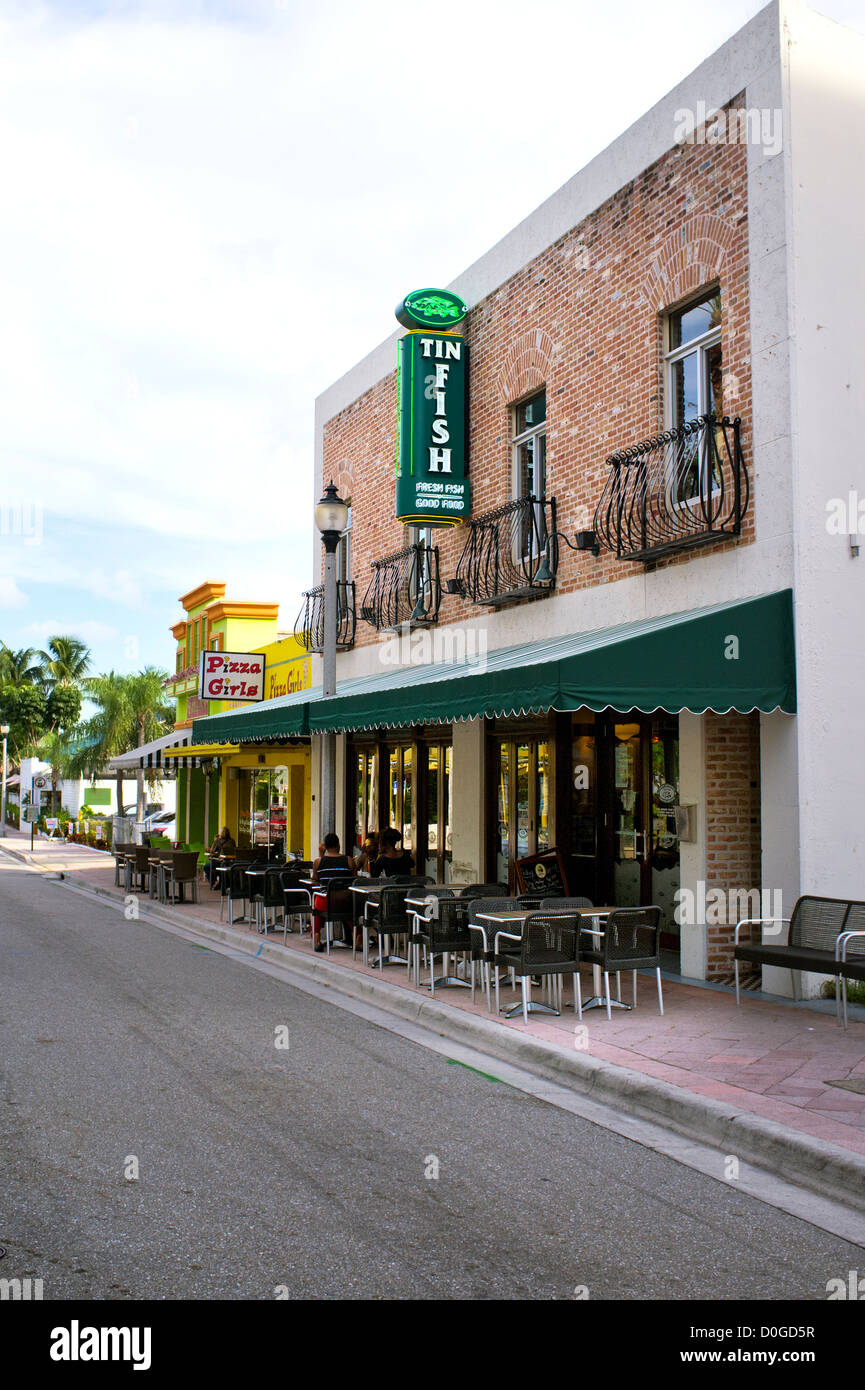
[195,0,865,991]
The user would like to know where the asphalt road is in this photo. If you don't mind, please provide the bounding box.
[1,854,861,1301]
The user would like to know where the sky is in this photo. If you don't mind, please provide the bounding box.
[1,0,863,681]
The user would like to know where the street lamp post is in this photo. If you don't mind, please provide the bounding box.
[0,724,9,833]
[314,481,349,839]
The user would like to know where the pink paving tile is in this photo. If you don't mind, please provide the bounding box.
[805,1090,865,1112]
[55,856,865,1157]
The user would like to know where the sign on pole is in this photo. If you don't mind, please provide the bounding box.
[395,289,470,527]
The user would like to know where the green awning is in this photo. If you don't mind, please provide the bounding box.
[193,589,796,742]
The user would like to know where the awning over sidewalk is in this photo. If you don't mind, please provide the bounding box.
[108,731,192,771]
[193,589,796,741]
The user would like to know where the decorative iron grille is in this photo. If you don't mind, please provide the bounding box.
[293,580,356,653]
[453,495,557,606]
[593,413,748,561]
[359,541,440,631]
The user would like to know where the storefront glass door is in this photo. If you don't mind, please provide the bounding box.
[569,712,680,953]
[424,743,452,882]
[494,737,551,887]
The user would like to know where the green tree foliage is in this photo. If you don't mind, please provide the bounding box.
[46,684,82,733]
[67,669,173,812]
[0,635,92,760]
[38,636,91,689]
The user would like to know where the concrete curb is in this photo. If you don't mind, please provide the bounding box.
[45,869,865,1215]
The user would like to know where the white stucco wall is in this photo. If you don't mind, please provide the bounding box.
[786,2,865,905]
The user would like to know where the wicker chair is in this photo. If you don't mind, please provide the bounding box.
[164,851,200,905]
[252,865,287,933]
[226,861,253,923]
[113,843,136,888]
[411,897,473,994]
[127,845,152,894]
[316,875,355,954]
[467,896,543,1008]
[579,906,663,1021]
[279,866,314,939]
[496,910,581,1023]
[458,883,510,898]
[364,880,429,968]
[404,887,455,979]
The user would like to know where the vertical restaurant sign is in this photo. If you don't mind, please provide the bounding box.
[198,651,266,703]
[395,288,470,527]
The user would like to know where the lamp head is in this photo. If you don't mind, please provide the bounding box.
[315,481,349,539]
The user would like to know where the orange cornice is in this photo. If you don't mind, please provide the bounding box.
[170,621,187,639]
[179,580,227,612]
[207,601,280,622]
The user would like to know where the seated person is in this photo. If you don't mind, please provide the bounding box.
[205,826,236,886]
[370,827,415,878]
[311,833,357,951]
[355,830,380,876]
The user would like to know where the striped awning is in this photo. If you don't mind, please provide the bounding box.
[108,731,193,772]
[192,590,796,741]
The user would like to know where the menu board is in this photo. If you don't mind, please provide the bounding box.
[515,849,569,898]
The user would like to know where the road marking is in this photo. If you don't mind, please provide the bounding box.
[36,870,865,1249]
[446,1059,502,1083]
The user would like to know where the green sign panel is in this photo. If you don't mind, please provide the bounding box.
[395,288,468,332]
[396,329,470,527]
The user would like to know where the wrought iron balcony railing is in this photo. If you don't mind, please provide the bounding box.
[294,580,356,654]
[593,413,748,562]
[360,542,441,631]
[452,495,558,606]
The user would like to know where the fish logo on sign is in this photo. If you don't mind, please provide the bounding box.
[395,288,468,331]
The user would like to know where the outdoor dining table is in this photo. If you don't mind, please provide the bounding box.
[476,905,628,1018]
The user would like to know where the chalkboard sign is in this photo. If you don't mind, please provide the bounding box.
[515,849,570,898]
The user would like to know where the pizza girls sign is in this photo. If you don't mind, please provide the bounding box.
[198,651,266,703]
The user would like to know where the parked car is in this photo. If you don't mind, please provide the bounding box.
[142,810,176,839]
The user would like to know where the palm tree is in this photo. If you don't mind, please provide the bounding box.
[38,636,91,690]
[0,645,41,688]
[39,636,91,734]
[126,668,174,819]
[68,670,173,818]
[67,673,134,815]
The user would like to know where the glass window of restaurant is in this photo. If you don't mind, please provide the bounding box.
[388,744,413,853]
[351,744,378,854]
[347,734,452,878]
[423,741,452,882]
[234,765,289,856]
[489,728,552,888]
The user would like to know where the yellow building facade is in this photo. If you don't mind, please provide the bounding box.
[163,581,313,856]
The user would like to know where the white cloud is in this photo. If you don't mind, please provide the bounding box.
[0,576,27,609]
[22,618,119,646]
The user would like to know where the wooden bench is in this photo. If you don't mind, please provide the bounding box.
[734,895,865,1027]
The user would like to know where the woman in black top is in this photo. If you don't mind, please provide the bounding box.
[371,827,415,878]
[311,834,356,950]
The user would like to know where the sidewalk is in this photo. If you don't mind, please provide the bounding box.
[6,834,865,1189]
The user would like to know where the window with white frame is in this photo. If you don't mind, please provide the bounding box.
[337,503,352,585]
[664,289,722,501]
[409,525,434,609]
[512,390,547,501]
[512,390,547,558]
